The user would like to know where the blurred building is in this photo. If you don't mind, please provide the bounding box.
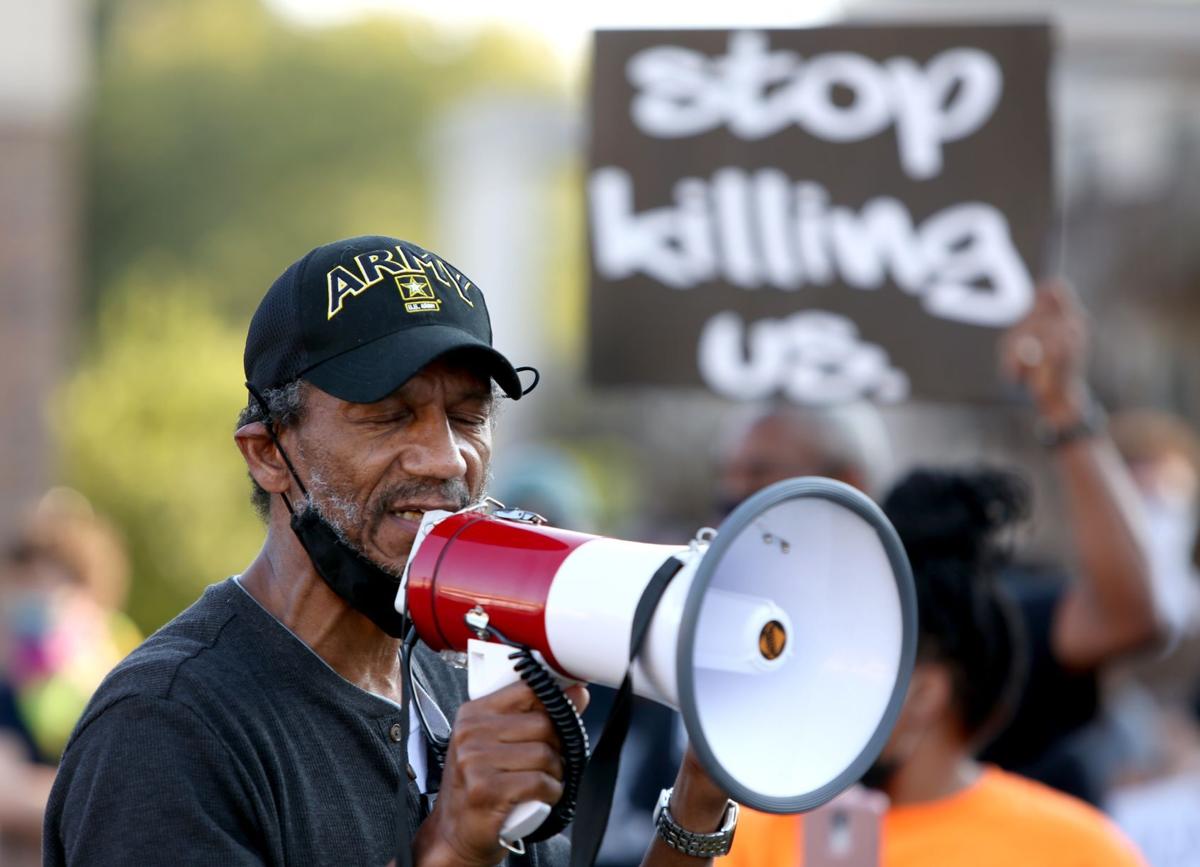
[0,1,87,543]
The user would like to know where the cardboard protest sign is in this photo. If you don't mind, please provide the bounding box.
[587,26,1052,403]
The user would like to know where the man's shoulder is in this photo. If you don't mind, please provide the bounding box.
[44,580,280,867]
[73,579,251,738]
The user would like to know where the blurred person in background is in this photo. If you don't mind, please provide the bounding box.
[721,467,1146,867]
[0,488,140,866]
[1107,409,1200,670]
[1098,411,1200,866]
[597,281,1164,867]
[715,402,877,512]
[974,284,1166,803]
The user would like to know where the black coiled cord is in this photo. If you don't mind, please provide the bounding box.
[507,645,590,842]
[481,625,590,844]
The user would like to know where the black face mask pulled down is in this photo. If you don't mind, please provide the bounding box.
[289,505,410,638]
[246,385,410,638]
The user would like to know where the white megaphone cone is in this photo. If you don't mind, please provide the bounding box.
[396,477,917,849]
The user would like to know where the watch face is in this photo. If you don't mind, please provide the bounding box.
[652,789,669,826]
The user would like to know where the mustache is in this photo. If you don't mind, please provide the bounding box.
[369,478,474,521]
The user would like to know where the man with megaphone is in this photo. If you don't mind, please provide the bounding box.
[41,236,736,867]
[44,236,916,867]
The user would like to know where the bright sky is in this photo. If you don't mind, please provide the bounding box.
[264,0,847,67]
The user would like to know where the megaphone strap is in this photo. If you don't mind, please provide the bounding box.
[570,555,686,867]
[394,638,416,867]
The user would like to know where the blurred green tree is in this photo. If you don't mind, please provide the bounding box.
[54,280,257,629]
[58,0,566,630]
[87,0,562,320]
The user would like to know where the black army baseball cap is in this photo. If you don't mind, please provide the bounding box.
[244,236,526,404]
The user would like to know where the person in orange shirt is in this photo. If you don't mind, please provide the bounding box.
[721,468,1146,867]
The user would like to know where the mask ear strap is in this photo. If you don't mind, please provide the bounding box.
[245,382,308,515]
[515,365,540,397]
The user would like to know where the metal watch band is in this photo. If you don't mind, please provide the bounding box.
[653,787,739,858]
[1034,402,1107,449]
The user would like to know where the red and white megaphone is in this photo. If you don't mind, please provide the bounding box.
[397,477,916,850]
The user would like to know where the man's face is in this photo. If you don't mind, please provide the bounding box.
[716,416,835,515]
[287,358,494,575]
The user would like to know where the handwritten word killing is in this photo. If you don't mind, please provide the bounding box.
[590,166,1033,328]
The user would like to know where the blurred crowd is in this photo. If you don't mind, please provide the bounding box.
[553,283,1200,867]
[4,282,1200,866]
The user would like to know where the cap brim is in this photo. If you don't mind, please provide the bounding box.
[301,325,524,404]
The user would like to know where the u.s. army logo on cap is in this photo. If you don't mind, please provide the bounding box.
[396,273,441,313]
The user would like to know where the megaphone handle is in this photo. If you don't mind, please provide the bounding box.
[465,639,559,854]
[466,638,529,698]
[498,802,553,854]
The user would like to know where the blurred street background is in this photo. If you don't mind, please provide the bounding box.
[5,0,1199,627]
[3,1,1200,865]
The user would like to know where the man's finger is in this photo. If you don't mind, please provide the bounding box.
[480,709,558,745]
[564,684,590,715]
[469,680,543,713]
[481,741,565,780]
[487,770,564,813]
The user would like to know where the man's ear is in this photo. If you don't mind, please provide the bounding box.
[234,422,293,496]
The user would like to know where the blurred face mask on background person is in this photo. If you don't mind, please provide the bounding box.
[1135,456,1200,636]
[1,558,78,683]
[0,556,136,760]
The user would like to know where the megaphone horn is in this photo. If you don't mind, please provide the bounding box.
[398,478,917,847]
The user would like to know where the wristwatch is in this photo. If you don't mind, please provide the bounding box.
[652,787,739,858]
[1034,401,1107,449]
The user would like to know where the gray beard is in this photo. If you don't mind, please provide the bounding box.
[302,466,362,545]
[300,465,485,580]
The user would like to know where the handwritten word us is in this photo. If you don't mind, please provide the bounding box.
[698,310,910,404]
